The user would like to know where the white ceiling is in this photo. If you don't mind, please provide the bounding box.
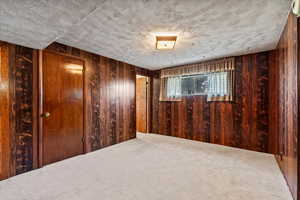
[0,0,292,70]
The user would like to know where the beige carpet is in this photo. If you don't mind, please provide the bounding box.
[0,133,293,200]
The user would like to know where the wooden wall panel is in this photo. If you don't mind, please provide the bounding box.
[152,51,271,153]
[13,46,35,174]
[152,73,160,133]
[0,43,36,178]
[268,50,279,155]
[135,67,152,77]
[89,55,101,151]
[270,12,298,200]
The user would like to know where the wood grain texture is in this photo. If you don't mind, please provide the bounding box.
[42,51,84,165]
[135,67,152,77]
[0,44,11,180]
[0,43,36,178]
[13,46,35,174]
[268,50,279,155]
[270,12,298,200]
[136,67,153,133]
[152,51,271,153]
[136,77,147,133]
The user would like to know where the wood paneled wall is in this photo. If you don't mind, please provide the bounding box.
[0,42,137,180]
[270,12,299,200]
[14,46,37,174]
[151,51,272,153]
[0,43,37,179]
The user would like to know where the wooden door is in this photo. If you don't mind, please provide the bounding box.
[136,76,148,133]
[0,44,11,179]
[42,51,84,166]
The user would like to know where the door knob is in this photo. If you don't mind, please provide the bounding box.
[41,112,50,118]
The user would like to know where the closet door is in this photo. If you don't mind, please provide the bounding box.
[136,76,148,133]
[42,51,84,165]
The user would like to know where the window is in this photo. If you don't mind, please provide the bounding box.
[181,74,208,96]
[159,57,235,102]
[166,72,229,98]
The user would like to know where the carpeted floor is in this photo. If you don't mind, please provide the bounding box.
[0,133,293,200]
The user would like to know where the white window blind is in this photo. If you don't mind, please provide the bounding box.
[166,77,181,99]
[207,72,228,97]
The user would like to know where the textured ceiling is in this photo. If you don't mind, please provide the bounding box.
[0,0,104,49]
[0,0,292,69]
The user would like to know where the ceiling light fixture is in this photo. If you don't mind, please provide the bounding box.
[156,35,177,50]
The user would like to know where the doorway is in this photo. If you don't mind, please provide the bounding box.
[136,75,150,133]
[40,51,84,166]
